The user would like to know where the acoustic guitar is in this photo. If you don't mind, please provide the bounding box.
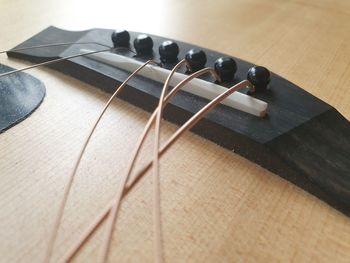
[1,0,349,262]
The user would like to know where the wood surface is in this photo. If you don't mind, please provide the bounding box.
[10,26,350,217]
[1,0,350,262]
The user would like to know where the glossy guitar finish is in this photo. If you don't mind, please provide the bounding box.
[7,26,350,216]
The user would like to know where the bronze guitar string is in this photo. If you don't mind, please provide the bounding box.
[43,59,158,263]
[150,65,221,263]
[61,67,223,263]
[0,42,142,79]
[148,59,187,263]
[0,42,112,55]
[97,59,188,263]
[0,48,114,78]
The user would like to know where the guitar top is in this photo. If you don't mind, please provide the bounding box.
[7,26,350,216]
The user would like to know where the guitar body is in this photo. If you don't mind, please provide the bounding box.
[8,26,350,216]
[1,0,350,262]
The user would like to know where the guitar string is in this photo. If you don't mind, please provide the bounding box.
[60,67,221,263]
[97,59,189,263]
[150,65,221,263]
[0,47,139,78]
[148,58,205,263]
[0,42,113,55]
[149,59,187,263]
[43,59,157,263]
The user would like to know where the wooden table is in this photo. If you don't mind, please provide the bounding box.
[1,0,350,262]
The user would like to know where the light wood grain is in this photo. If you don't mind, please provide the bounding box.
[1,0,350,262]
